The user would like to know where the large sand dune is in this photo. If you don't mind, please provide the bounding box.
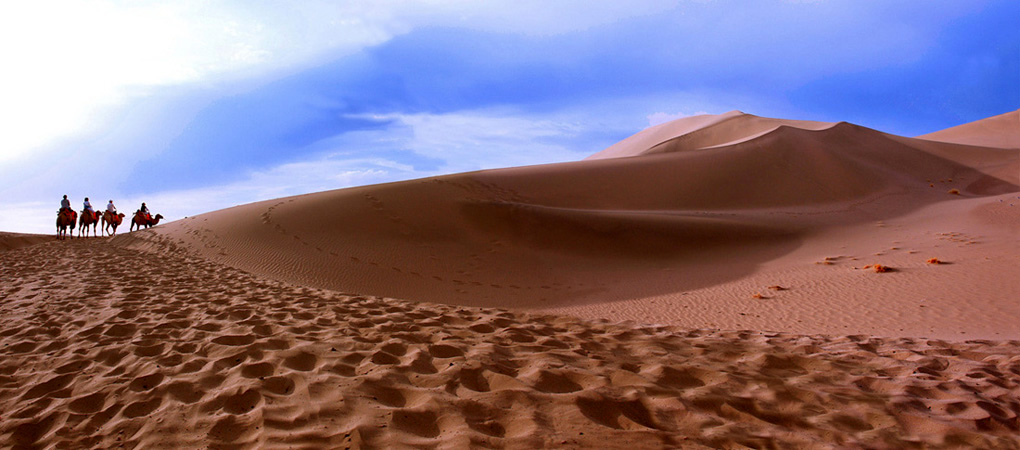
[2,110,1018,447]
[117,111,1019,338]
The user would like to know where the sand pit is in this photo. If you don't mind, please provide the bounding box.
[2,110,1018,447]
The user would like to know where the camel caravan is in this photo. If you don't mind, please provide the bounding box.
[56,195,162,239]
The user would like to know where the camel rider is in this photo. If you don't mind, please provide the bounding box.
[139,202,150,220]
[107,200,117,215]
[83,197,95,219]
[60,195,71,213]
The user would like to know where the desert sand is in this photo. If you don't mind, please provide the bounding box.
[1,110,1018,448]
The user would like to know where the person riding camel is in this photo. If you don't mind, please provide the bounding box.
[60,195,71,213]
[107,200,117,215]
[83,197,95,220]
[139,202,150,220]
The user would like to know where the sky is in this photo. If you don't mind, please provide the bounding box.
[1,0,1017,234]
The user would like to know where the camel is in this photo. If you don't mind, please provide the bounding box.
[130,211,163,231]
[102,210,126,236]
[56,209,77,240]
[79,210,101,238]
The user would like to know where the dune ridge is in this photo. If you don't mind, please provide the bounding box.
[586,111,835,160]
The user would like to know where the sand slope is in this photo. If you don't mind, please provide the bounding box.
[116,112,1020,339]
[0,232,52,253]
[917,110,1020,150]
[1,239,1018,448]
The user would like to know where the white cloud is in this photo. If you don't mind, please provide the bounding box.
[1,3,199,161]
[0,1,386,163]
[351,110,594,174]
[0,0,679,163]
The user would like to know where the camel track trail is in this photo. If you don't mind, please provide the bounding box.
[0,239,1018,448]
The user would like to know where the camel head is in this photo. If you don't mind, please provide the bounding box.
[155,214,164,220]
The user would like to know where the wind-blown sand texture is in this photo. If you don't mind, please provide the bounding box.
[2,239,1018,448]
[2,110,1018,447]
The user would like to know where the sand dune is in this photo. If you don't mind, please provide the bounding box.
[917,110,1020,149]
[2,110,1019,447]
[585,110,835,160]
[114,112,1019,339]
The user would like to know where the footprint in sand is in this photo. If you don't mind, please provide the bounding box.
[122,397,163,418]
[68,391,108,414]
[166,381,204,404]
[219,388,263,415]
[391,409,441,438]
[283,351,318,371]
[128,373,165,392]
[262,376,296,396]
[240,362,275,379]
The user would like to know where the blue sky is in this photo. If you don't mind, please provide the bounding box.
[1,0,1017,233]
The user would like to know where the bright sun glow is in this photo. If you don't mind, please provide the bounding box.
[0,1,278,162]
[0,1,680,163]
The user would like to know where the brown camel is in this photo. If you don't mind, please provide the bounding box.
[102,211,126,236]
[56,210,77,240]
[130,211,163,231]
[79,210,101,237]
